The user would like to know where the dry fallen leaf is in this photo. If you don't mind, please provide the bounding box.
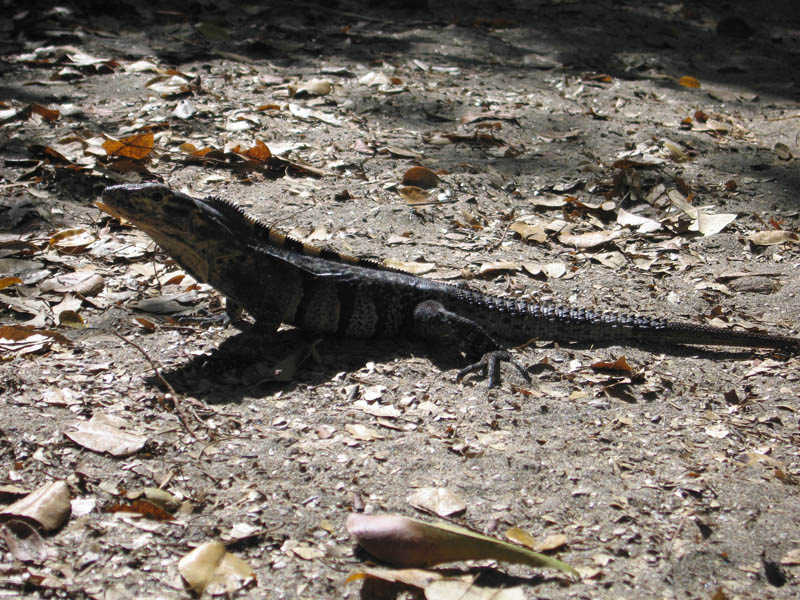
[1,481,71,532]
[427,579,525,600]
[694,210,736,236]
[0,276,23,290]
[510,220,547,243]
[288,78,332,97]
[346,566,446,590]
[347,513,577,576]
[506,528,567,553]
[402,166,440,188]
[383,259,435,275]
[65,413,148,457]
[398,185,431,205]
[102,132,154,160]
[747,230,798,246]
[0,520,47,563]
[108,499,174,522]
[677,75,701,88]
[178,542,255,596]
[407,487,466,517]
[479,261,520,276]
[558,230,622,249]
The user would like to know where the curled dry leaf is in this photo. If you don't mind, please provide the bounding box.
[0,325,73,354]
[346,513,578,577]
[142,488,180,513]
[773,143,793,161]
[49,228,96,253]
[663,140,690,162]
[591,356,634,373]
[178,542,255,596]
[1,481,71,532]
[58,310,85,328]
[506,527,567,553]
[406,487,466,517]
[40,272,104,296]
[0,520,47,563]
[402,166,440,188]
[288,78,332,97]
[479,262,520,276]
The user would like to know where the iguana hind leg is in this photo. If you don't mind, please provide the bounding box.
[411,300,530,388]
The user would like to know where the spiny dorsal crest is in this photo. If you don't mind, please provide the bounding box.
[202,195,404,273]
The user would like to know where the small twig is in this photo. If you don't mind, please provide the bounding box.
[666,513,690,559]
[490,220,515,251]
[113,331,198,439]
[765,113,800,122]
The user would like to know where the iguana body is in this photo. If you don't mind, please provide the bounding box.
[99,183,800,386]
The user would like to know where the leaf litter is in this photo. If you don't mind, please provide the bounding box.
[1,2,800,600]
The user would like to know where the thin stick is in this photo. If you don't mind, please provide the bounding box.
[113,331,198,439]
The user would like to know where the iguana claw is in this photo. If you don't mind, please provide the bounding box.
[456,350,531,388]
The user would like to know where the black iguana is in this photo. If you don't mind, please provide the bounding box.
[98,183,800,387]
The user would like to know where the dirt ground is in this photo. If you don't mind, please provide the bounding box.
[1,0,799,598]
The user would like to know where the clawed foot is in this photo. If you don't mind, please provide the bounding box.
[456,350,531,388]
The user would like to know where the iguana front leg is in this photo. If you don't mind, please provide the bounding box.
[411,300,530,388]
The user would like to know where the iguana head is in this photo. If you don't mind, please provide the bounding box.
[99,183,245,283]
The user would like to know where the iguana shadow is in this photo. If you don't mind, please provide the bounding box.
[150,326,472,404]
[148,325,760,405]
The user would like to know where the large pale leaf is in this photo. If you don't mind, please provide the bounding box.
[347,514,577,577]
[2,481,71,532]
[178,541,255,595]
[65,414,147,457]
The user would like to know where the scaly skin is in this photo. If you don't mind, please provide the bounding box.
[99,183,800,386]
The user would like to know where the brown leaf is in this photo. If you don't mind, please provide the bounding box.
[133,317,157,331]
[179,142,223,159]
[58,310,85,328]
[479,261,520,276]
[0,325,72,347]
[677,75,701,88]
[382,259,435,275]
[0,276,23,290]
[591,356,634,373]
[30,104,60,122]
[402,166,440,188]
[102,132,154,160]
[233,139,271,163]
[107,499,174,521]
